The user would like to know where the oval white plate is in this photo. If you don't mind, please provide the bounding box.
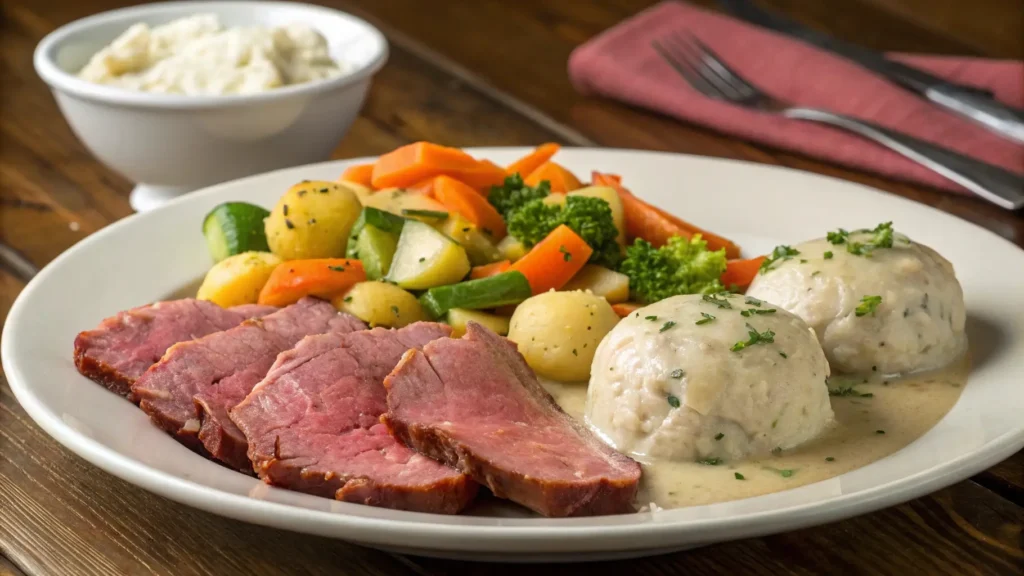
[4,148,1023,562]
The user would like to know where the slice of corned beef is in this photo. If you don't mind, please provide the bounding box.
[230,323,476,514]
[383,322,641,517]
[132,297,364,471]
[74,299,275,398]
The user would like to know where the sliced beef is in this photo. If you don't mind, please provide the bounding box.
[132,297,364,470]
[74,299,274,398]
[383,322,641,517]
[230,323,476,514]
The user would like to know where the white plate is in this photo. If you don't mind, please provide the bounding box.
[4,148,1023,562]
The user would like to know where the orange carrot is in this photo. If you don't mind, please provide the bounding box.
[371,142,481,189]
[339,163,374,187]
[611,302,642,318]
[469,260,512,280]
[510,225,592,294]
[506,143,561,177]
[720,256,766,291]
[451,159,508,190]
[525,161,582,193]
[432,175,508,239]
[258,259,366,307]
[592,171,741,258]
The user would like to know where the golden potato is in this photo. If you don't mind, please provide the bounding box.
[562,265,630,303]
[359,187,448,219]
[197,251,282,307]
[447,308,510,338]
[266,180,361,260]
[508,290,620,381]
[332,281,426,328]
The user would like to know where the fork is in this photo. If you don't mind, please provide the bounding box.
[651,33,1024,210]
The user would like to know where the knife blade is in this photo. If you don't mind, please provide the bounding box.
[718,0,1024,144]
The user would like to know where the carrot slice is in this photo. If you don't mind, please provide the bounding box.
[611,302,642,318]
[451,159,508,190]
[720,256,766,291]
[469,260,512,280]
[506,143,561,177]
[592,171,741,258]
[371,142,481,189]
[257,259,366,307]
[510,224,592,294]
[432,175,507,239]
[525,162,582,193]
[339,163,374,187]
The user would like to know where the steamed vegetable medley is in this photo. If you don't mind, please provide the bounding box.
[196,142,757,381]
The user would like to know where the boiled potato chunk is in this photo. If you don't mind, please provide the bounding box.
[197,251,282,307]
[569,186,625,245]
[386,220,471,290]
[332,281,425,328]
[508,291,619,381]
[360,187,448,220]
[266,181,361,260]
[436,214,502,266]
[337,180,373,204]
[562,265,630,303]
[496,235,528,262]
[447,308,510,338]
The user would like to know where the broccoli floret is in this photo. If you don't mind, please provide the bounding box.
[620,236,727,304]
[507,196,622,268]
[488,174,550,220]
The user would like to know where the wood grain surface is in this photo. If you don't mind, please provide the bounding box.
[1,0,1021,574]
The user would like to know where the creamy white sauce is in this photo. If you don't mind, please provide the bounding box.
[545,353,968,509]
[77,14,344,95]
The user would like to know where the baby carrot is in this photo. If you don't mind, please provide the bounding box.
[258,259,366,307]
[510,225,592,294]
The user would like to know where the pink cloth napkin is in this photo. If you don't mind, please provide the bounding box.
[568,1,1024,195]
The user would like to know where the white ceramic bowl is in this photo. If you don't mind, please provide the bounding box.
[34,1,388,211]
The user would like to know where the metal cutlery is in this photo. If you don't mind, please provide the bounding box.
[718,0,1024,144]
[651,32,1024,210]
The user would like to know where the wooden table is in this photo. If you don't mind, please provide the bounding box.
[2,0,1022,574]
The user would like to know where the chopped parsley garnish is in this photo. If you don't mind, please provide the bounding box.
[825,457,835,462]
[328,265,346,272]
[695,312,715,325]
[402,209,449,220]
[390,305,400,316]
[418,257,426,262]
[343,296,353,303]
[876,429,886,435]
[559,245,572,262]
[759,245,800,274]
[285,219,295,229]
[660,321,677,333]
[645,315,658,321]
[731,323,775,352]
[826,229,849,245]
[670,369,685,379]
[744,297,763,307]
[714,432,724,441]
[779,351,788,359]
[855,295,882,317]
[740,308,776,317]
[282,204,289,216]
[763,466,795,478]
[847,222,895,256]
[572,348,578,356]
[702,293,733,309]
[697,458,722,466]
[811,271,821,277]
[823,251,833,259]
[829,386,873,398]
[667,395,681,408]
[734,472,745,480]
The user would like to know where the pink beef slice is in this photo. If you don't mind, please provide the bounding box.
[73,299,276,398]
[132,297,364,471]
[382,322,642,517]
[230,322,476,514]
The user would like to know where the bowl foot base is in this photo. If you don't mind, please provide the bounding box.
[130,184,195,212]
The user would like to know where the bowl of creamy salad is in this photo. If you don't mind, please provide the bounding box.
[34,2,388,211]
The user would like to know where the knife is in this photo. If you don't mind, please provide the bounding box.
[718,0,1024,144]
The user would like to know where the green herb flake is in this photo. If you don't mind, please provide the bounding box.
[847,222,895,257]
[702,293,733,309]
[328,265,346,272]
[779,351,788,358]
[559,245,572,262]
[714,432,724,441]
[670,368,685,379]
[824,251,833,259]
[695,312,716,325]
[829,386,873,398]
[645,315,658,321]
[876,429,886,435]
[811,271,821,277]
[343,296,353,303]
[697,458,722,466]
[667,395,681,408]
[282,204,289,216]
[744,297,763,307]
[734,472,745,480]
[826,229,849,245]
[731,323,775,352]
[285,219,295,230]
[402,209,449,220]
[825,457,835,462]
[659,321,677,333]
[571,348,578,356]
[418,257,426,263]
[856,295,882,317]
[391,305,400,316]
[759,245,800,274]
[740,308,776,317]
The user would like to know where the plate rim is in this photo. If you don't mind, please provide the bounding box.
[4,147,1023,554]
